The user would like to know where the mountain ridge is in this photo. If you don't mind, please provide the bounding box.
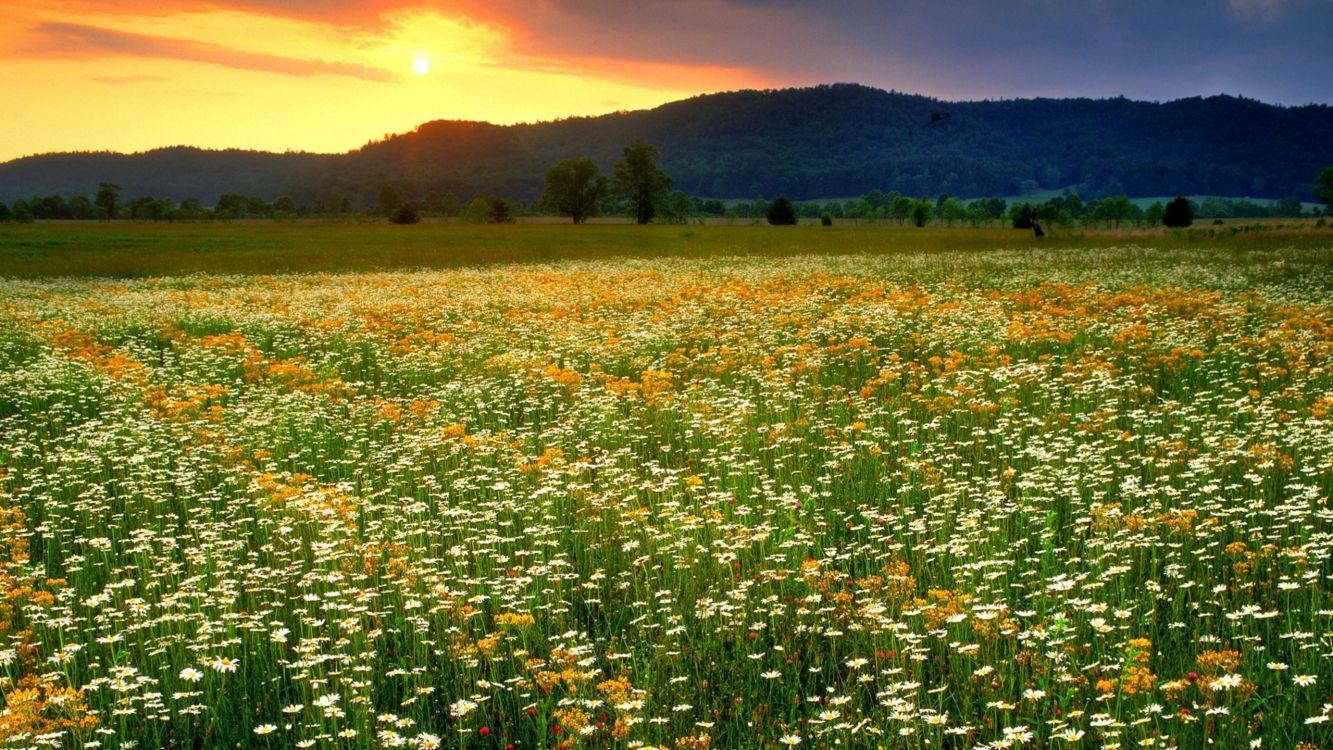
[3,83,1329,205]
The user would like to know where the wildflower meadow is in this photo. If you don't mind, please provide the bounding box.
[0,239,1330,749]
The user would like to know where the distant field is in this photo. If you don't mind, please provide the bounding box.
[1,227,1331,749]
[1,220,1331,278]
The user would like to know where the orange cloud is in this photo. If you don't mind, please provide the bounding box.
[27,22,397,80]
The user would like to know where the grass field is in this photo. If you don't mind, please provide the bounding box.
[1,224,1331,749]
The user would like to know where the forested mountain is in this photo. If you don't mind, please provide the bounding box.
[2,84,1329,206]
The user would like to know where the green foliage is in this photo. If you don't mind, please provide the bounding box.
[375,185,402,217]
[820,213,833,226]
[910,199,932,227]
[1010,203,1037,229]
[613,140,672,224]
[1163,196,1194,228]
[12,202,34,224]
[0,201,10,223]
[7,86,1332,205]
[766,196,798,225]
[939,198,966,227]
[487,197,514,224]
[1313,167,1333,208]
[463,197,490,224]
[390,203,421,225]
[95,182,120,222]
[1144,201,1165,226]
[1092,195,1136,228]
[659,191,692,225]
[541,158,608,224]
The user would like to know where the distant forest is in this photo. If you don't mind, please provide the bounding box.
[1,84,1331,208]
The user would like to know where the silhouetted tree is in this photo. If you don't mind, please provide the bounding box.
[376,185,402,216]
[766,196,797,225]
[540,158,608,224]
[1163,196,1194,228]
[390,203,421,224]
[1010,203,1037,229]
[614,140,671,224]
[911,199,932,227]
[95,182,120,222]
[488,197,514,224]
[1316,167,1333,211]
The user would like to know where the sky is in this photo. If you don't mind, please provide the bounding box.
[3,0,1331,162]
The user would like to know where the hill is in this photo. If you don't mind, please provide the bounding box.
[2,84,1330,206]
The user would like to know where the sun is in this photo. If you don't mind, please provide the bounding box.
[412,56,430,76]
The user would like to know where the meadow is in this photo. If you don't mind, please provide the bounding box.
[0,223,1331,749]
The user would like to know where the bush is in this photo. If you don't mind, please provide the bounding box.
[488,197,514,224]
[1163,196,1194,228]
[463,197,490,224]
[390,203,421,225]
[820,213,833,226]
[765,196,797,225]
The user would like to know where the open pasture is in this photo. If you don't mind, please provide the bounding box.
[0,228,1331,749]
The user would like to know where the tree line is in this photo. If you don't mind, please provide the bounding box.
[4,159,1331,228]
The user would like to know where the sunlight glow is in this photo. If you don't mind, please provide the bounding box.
[412,56,430,76]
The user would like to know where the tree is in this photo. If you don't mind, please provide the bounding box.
[660,191,692,224]
[1144,201,1165,227]
[766,196,797,225]
[910,199,932,227]
[463,197,490,224]
[0,202,10,223]
[1316,167,1333,211]
[1093,195,1135,228]
[440,192,461,217]
[95,182,120,222]
[12,201,34,224]
[939,198,966,227]
[613,140,671,224]
[488,197,514,224]
[541,158,608,224]
[889,196,914,225]
[1162,196,1193,228]
[376,185,402,216]
[1010,203,1037,229]
[390,203,421,224]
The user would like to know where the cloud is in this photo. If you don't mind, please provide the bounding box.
[91,74,169,85]
[26,21,396,81]
[1227,0,1298,18]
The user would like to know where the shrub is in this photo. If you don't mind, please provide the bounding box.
[390,203,421,225]
[766,196,797,225]
[488,197,514,224]
[1163,196,1194,228]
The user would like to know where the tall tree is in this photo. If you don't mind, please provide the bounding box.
[766,196,797,225]
[540,158,608,224]
[613,140,671,225]
[95,182,120,222]
[376,185,402,216]
[1163,196,1194,228]
[1316,167,1333,212]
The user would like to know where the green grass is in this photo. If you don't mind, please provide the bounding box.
[1,220,1332,278]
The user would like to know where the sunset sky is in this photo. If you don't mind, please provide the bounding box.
[3,0,1331,162]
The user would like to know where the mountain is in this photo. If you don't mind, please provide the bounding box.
[2,84,1330,206]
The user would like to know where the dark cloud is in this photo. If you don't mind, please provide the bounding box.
[27,21,397,81]
[26,1,1333,103]
[468,0,1333,104]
